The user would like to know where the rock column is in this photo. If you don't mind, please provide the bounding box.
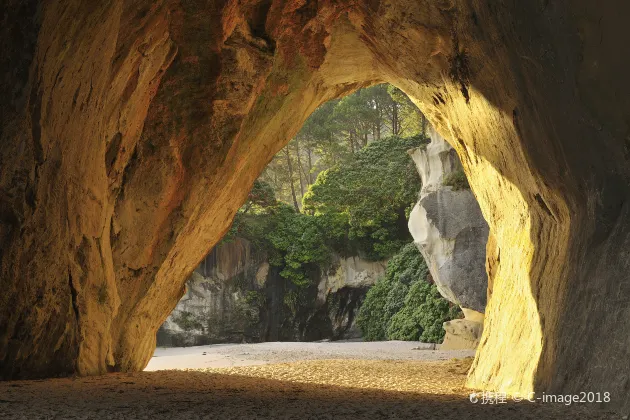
[408,127,489,349]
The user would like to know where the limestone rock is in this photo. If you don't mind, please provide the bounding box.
[157,238,266,346]
[317,256,387,304]
[157,238,385,346]
[408,128,489,313]
[440,309,485,350]
[1,0,630,412]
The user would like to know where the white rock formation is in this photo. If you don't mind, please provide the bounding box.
[158,239,386,345]
[317,256,386,303]
[408,127,489,349]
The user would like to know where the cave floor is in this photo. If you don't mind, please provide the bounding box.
[145,340,474,370]
[0,358,617,419]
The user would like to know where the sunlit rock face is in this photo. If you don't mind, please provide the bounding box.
[408,128,489,313]
[157,238,385,346]
[1,0,630,412]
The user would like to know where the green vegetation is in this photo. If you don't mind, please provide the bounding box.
[229,134,426,287]
[303,135,427,260]
[172,311,204,332]
[220,84,459,343]
[260,84,428,208]
[443,169,470,191]
[356,243,462,343]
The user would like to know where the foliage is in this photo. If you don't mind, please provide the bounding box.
[172,311,203,332]
[303,135,428,260]
[260,83,428,207]
[245,180,277,209]
[230,205,323,287]
[245,290,267,307]
[356,243,461,343]
[220,86,439,333]
[229,134,427,290]
[283,290,300,316]
[443,169,470,191]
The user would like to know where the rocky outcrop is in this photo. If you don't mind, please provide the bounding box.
[157,238,266,346]
[157,238,386,346]
[1,0,630,412]
[408,128,489,313]
[408,128,488,349]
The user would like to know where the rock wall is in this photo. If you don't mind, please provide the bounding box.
[157,238,386,346]
[408,128,489,313]
[1,0,630,411]
[408,128,488,349]
[157,238,266,346]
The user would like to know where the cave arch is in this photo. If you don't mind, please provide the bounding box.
[1,0,629,411]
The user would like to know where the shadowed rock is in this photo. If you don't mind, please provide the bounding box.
[1,0,630,412]
[158,238,386,346]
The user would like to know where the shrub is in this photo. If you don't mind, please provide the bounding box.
[357,243,461,343]
[303,135,428,260]
[355,277,392,340]
[442,169,470,191]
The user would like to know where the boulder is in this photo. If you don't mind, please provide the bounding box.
[408,128,489,312]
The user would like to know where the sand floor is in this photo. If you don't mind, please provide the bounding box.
[0,342,620,419]
[145,340,472,370]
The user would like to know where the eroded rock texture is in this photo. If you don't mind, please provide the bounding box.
[408,127,489,313]
[157,238,385,346]
[1,0,630,411]
[157,238,267,346]
[408,127,489,350]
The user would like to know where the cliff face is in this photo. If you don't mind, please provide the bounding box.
[1,0,630,411]
[157,238,386,346]
[157,238,266,346]
[408,127,489,349]
[408,128,489,314]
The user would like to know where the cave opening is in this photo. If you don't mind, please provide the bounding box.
[1,0,629,416]
[152,83,488,361]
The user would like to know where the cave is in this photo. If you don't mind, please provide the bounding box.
[1,0,629,413]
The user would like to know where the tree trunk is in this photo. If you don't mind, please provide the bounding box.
[294,139,305,197]
[348,131,356,154]
[284,146,300,211]
[306,148,313,185]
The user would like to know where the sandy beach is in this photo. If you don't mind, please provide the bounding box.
[0,342,618,419]
[145,340,473,370]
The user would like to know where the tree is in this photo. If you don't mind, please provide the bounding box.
[302,135,428,260]
[387,85,427,137]
[356,243,462,343]
[283,146,300,211]
[259,84,428,210]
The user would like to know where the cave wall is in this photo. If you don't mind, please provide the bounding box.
[1,0,630,411]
